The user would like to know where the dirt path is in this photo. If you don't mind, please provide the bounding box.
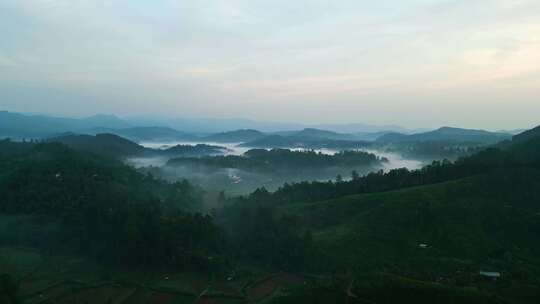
[194,286,210,303]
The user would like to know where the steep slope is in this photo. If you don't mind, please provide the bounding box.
[512,125,540,144]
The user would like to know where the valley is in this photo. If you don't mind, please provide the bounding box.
[1,112,539,304]
[3,2,539,302]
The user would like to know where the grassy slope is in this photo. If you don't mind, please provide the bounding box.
[279,171,540,303]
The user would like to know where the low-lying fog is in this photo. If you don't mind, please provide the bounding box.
[135,141,423,170]
[141,141,251,155]
[128,141,424,194]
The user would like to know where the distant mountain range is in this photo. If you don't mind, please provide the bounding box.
[0,111,130,139]
[376,127,511,144]
[0,111,406,140]
[0,111,516,146]
[125,116,304,133]
[123,115,415,134]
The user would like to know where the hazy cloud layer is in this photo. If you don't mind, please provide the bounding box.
[1,0,539,129]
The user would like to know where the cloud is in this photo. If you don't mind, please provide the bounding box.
[0,0,539,129]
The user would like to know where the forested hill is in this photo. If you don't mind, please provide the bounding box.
[233,125,540,209]
[201,129,266,142]
[86,126,198,142]
[200,128,360,143]
[47,133,227,158]
[216,125,540,304]
[511,125,540,143]
[271,165,540,304]
[0,140,220,268]
[48,133,146,157]
[167,148,385,173]
[240,135,372,149]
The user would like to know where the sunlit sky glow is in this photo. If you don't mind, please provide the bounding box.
[1,0,539,130]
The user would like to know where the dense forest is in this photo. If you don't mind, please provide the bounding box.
[0,140,221,269]
[167,148,386,173]
[379,141,485,160]
[213,132,540,303]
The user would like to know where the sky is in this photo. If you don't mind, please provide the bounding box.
[0,0,539,130]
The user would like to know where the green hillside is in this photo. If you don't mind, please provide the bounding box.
[217,131,540,303]
[48,133,146,158]
[0,141,219,269]
[277,170,540,303]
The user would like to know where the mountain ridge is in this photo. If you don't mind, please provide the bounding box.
[377,126,511,144]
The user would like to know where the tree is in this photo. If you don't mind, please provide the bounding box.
[0,274,21,304]
[218,190,227,204]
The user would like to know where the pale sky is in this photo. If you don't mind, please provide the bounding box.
[0,0,539,130]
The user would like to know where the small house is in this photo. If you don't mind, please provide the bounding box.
[479,271,501,280]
